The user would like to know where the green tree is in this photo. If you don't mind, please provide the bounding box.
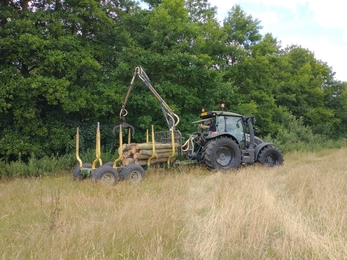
[185,0,217,23]
[220,5,281,136]
[115,0,236,137]
[321,79,347,138]
[274,45,342,138]
[0,0,133,159]
[1,1,346,163]
[221,4,262,66]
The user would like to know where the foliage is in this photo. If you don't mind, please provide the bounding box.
[0,148,119,178]
[0,0,346,162]
[264,111,345,153]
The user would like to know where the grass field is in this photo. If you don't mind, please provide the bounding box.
[1,148,347,259]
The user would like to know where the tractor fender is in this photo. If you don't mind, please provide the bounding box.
[254,142,273,160]
[204,132,238,142]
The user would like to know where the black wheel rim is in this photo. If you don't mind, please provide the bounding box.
[265,154,277,166]
[100,172,115,185]
[216,146,234,167]
[129,170,141,182]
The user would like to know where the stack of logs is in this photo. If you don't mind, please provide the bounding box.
[119,142,180,166]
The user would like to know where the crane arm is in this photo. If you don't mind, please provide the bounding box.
[119,66,180,130]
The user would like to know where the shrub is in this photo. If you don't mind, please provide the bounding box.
[266,111,344,153]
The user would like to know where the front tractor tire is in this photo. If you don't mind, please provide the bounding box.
[203,137,241,171]
[120,164,145,183]
[257,146,284,167]
[92,165,120,186]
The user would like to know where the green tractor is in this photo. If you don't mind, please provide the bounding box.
[185,110,284,170]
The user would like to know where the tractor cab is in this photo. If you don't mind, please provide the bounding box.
[198,110,255,149]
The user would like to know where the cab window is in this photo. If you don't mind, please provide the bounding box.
[225,117,244,142]
[216,116,225,132]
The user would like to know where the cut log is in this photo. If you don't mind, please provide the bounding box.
[139,149,176,156]
[118,143,136,154]
[135,143,180,151]
[122,158,135,166]
[131,145,138,155]
[156,152,177,158]
[133,153,154,160]
[123,143,134,151]
[119,143,135,152]
[138,149,155,156]
[134,152,177,160]
[136,157,171,166]
[160,148,178,153]
[122,151,130,159]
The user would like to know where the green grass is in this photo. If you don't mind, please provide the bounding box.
[1,148,347,259]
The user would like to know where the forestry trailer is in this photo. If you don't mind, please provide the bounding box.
[73,66,284,185]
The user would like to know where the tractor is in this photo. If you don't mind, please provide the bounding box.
[72,66,283,185]
[187,110,283,170]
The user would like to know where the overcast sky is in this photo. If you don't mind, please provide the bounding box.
[209,0,347,82]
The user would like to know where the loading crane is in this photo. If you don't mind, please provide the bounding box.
[119,66,180,131]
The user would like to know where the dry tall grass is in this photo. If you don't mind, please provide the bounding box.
[1,148,347,260]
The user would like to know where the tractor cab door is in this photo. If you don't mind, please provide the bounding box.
[217,116,245,143]
[224,116,245,144]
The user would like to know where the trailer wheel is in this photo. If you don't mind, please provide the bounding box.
[257,146,283,167]
[203,137,241,170]
[120,164,145,183]
[92,165,120,186]
[73,163,92,181]
[104,161,114,167]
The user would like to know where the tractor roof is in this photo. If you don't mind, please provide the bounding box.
[200,111,242,119]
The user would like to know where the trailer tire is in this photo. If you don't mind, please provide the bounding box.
[73,163,92,181]
[203,137,241,170]
[92,165,120,186]
[120,164,145,183]
[257,146,283,167]
[104,161,114,166]
[90,162,114,181]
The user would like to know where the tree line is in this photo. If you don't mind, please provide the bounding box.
[1,0,346,162]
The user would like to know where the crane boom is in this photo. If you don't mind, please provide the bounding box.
[119,66,179,130]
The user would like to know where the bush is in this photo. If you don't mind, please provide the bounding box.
[266,111,344,153]
[0,149,119,178]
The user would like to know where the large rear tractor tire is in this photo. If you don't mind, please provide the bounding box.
[203,137,241,170]
[257,146,284,167]
[120,164,145,183]
[92,165,120,186]
[73,163,92,181]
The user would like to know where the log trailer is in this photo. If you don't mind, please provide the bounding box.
[73,66,284,185]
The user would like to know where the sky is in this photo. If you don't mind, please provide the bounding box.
[209,0,347,82]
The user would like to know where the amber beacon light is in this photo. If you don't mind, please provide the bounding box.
[220,102,225,111]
